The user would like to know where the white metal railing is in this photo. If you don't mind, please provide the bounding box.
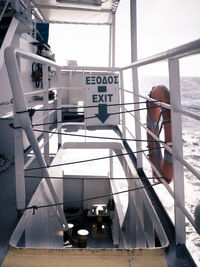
[121,39,200,71]
[4,38,200,249]
[4,46,119,228]
[4,46,68,231]
[119,38,200,246]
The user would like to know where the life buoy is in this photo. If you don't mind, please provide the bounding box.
[146,85,173,184]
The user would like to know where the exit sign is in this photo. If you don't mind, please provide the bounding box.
[84,74,120,126]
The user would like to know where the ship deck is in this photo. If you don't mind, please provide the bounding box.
[0,124,197,266]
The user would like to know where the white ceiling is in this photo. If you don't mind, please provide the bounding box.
[32,0,120,25]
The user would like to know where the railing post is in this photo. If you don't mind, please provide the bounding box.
[120,70,126,139]
[130,0,142,169]
[56,67,62,149]
[82,70,87,140]
[109,149,113,178]
[14,52,25,213]
[43,64,50,165]
[111,13,116,68]
[14,110,25,213]
[109,24,112,67]
[168,58,185,246]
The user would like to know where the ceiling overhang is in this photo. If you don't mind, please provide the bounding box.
[32,0,120,25]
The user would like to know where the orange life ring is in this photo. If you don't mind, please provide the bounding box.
[146,85,173,184]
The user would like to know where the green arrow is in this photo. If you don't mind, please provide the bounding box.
[96,104,110,123]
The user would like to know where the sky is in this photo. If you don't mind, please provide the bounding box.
[49,0,200,76]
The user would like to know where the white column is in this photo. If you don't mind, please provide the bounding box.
[120,70,126,139]
[56,67,62,149]
[109,149,113,178]
[43,64,50,165]
[168,58,185,245]
[130,0,142,168]
[14,51,25,212]
[14,111,25,211]
[109,24,112,67]
[111,13,116,68]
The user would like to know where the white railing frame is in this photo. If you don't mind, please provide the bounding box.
[13,51,25,211]
[4,46,118,215]
[121,38,200,246]
[121,39,200,71]
[130,0,143,169]
[56,66,62,148]
[60,48,200,246]
[169,58,185,244]
[43,64,50,165]
[120,70,126,139]
[4,38,200,247]
[4,46,68,230]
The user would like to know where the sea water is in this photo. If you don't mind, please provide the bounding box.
[134,76,200,265]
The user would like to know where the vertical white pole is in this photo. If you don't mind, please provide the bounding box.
[168,58,185,245]
[109,24,112,68]
[120,70,126,139]
[14,53,25,213]
[111,14,116,68]
[109,149,113,178]
[57,67,62,149]
[14,111,25,212]
[43,64,50,165]
[130,0,142,169]
[82,70,87,141]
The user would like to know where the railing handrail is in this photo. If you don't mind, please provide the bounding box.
[14,48,61,69]
[133,91,200,122]
[10,38,200,72]
[121,38,200,71]
[6,45,200,172]
[61,65,120,71]
[4,39,200,242]
[11,48,121,72]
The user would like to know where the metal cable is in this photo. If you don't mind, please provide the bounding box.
[26,182,161,214]
[25,146,164,172]
[25,175,164,180]
[16,100,160,114]
[31,105,161,127]
[33,129,166,144]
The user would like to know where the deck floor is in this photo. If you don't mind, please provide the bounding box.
[0,124,125,264]
[0,124,197,266]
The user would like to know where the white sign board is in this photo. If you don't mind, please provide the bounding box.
[84,74,120,126]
